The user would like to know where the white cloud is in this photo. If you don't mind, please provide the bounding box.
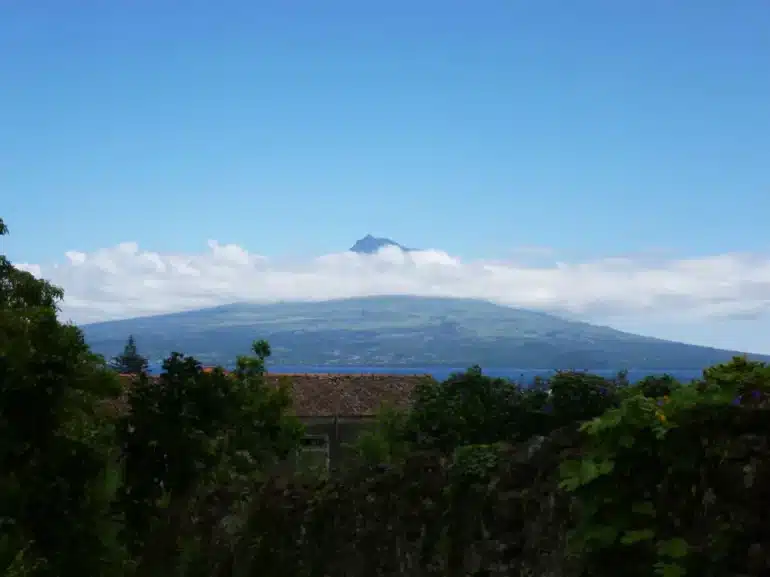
[13,241,770,353]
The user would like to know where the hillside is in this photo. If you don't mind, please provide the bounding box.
[80,295,768,370]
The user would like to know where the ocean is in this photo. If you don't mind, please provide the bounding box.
[146,363,703,384]
[265,366,703,384]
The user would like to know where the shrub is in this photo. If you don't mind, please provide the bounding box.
[0,221,125,576]
[116,342,303,572]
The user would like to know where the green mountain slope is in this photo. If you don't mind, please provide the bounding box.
[80,295,768,370]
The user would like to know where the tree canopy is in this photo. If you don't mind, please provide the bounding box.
[1,216,122,576]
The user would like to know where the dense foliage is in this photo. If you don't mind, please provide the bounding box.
[0,220,302,577]
[3,217,770,576]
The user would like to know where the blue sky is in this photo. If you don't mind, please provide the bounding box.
[3,0,768,261]
[2,1,770,352]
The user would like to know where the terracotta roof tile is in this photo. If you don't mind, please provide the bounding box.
[266,373,432,417]
[114,371,433,418]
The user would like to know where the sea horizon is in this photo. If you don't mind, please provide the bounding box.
[145,363,704,384]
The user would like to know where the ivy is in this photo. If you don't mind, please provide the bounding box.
[557,356,770,577]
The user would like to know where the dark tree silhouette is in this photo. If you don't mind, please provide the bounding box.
[111,334,149,374]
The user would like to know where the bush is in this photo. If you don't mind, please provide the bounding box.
[1,221,125,576]
[560,356,770,577]
[116,343,303,573]
[227,438,573,577]
[403,366,552,453]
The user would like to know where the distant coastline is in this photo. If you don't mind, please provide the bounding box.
[83,296,769,373]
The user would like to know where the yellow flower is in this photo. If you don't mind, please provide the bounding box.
[657,413,666,423]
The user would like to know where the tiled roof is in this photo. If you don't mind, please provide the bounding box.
[266,373,432,417]
[114,371,433,417]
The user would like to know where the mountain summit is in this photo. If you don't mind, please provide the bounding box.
[349,234,413,254]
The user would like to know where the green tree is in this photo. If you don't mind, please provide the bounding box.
[351,403,412,465]
[548,370,620,427]
[636,374,681,399]
[0,218,123,577]
[365,367,623,463]
[111,334,149,375]
[700,354,770,397]
[117,339,303,573]
[404,366,550,454]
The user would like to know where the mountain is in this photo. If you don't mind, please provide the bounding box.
[80,295,769,370]
[349,234,413,254]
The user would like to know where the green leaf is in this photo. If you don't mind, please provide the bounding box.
[619,434,635,448]
[558,458,582,478]
[584,524,619,547]
[579,459,600,483]
[596,459,615,475]
[657,538,689,559]
[558,477,581,492]
[620,529,656,544]
[631,501,656,517]
[654,561,686,577]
